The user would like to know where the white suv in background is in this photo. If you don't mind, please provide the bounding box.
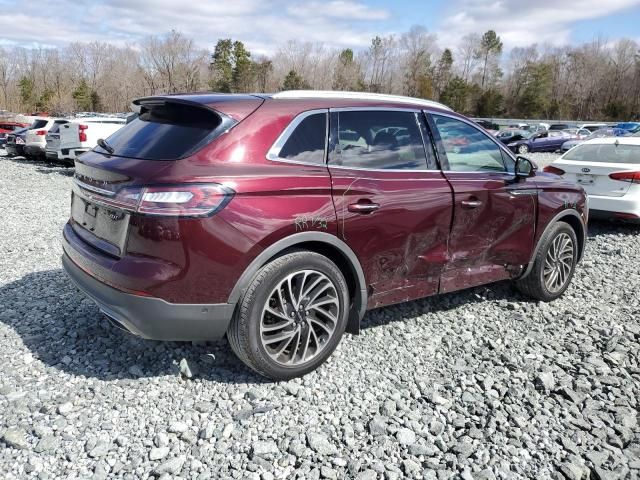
[25,118,69,159]
[57,117,126,164]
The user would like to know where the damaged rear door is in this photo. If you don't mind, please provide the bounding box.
[328,108,453,308]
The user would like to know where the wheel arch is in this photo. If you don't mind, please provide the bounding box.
[521,208,586,279]
[227,232,367,335]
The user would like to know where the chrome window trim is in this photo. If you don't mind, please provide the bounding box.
[266,109,328,165]
[425,109,518,171]
[330,106,421,113]
[328,164,442,173]
[328,107,435,172]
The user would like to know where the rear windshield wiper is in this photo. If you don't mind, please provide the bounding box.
[97,138,114,154]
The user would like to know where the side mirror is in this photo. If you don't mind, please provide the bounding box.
[515,156,536,179]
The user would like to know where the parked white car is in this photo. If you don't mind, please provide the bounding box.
[25,118,69,159]
[45,120,72,162]
[57,116,126,164]
[545,137,640,222]
[577,123,608,132]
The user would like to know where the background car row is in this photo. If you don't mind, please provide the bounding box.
[2,114,128,165]
[487,121,640,154]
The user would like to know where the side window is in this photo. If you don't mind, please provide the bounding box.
[432,114,506,173]
[330,110,428,170]
[277,112,326,164]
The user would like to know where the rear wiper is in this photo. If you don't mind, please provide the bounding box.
[97,138,114,154]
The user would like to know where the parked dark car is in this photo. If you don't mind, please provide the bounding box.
[496,129,529,144]
[62,91,587,379]
[473,119,499,131]
[4,127,30,156]
[0,121,29,147]
[506,130,573,154]
[549,123,571,131]
[5,119,49,157]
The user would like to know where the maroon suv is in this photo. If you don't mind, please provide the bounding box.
[62,91,587,380]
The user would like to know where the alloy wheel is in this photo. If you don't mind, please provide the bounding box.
[543,233,574,293]
[260,270,340,367]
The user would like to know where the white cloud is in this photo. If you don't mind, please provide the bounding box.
[0,0,390,53]
[436,0,640,49]
[287,1,389,21]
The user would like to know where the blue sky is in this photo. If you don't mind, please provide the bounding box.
[0,0,639,53]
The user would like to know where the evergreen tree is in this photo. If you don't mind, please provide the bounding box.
[282,70,309,90]
[210,39,234,92]
[440,76,469,112]
[476,30,503,89]
[72,79,92,111]
[18,77,35,110]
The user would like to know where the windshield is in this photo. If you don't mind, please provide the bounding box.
[563,143,640,164]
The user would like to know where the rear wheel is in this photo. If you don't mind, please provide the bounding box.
[518,144,529,154]
[227,251,349,380]
[516,222,577,301]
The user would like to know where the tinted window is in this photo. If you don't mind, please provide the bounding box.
[278,113,326,164]
[48,121,68,134]
[95,102,222,160]
[31,120,48,129]
[432,115,506,172]
[330,110,428,170]
[563,143,640,164]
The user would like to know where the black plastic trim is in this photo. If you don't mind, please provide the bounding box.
[62,253,234,341]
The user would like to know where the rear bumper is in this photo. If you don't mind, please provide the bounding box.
[45,150,60,160]
[25,145,45,156]
[5,144,23,156]
[587,194,640,221]
[62,252,235,341]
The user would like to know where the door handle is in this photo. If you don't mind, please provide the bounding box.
[461,199,482,209]
[348,202,380,214]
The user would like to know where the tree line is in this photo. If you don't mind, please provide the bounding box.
[1,28,638,121]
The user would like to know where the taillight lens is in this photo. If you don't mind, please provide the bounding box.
[609,171,640,183]
[36,129,46,136]
[78,124,88,142]
[86,183,234,217]
[543,165,565,175]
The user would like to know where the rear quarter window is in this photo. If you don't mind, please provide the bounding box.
[95,102,224,160]
[275,112,326,164]
[564,143,640,163]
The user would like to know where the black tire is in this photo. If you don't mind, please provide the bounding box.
[518,144,529,154]
[227,251,350,380]
[516,222,578,302]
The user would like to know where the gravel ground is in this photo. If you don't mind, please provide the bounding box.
[0,152,639,480]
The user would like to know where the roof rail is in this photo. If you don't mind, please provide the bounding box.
[272,90,452,111]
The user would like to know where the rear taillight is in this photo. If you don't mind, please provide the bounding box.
[78,124,88,142]
[609,171,640,184]
[83,183,234,217]
[36,130,46,136]
[543,165,565,175]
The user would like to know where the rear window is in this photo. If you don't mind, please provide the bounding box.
[563,143,640,164]
[94,102,223,160]
[48,121,68,134]
[31,120,48,129]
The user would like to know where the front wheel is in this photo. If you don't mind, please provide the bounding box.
[518,144,529,154]
[227,251,350,380]
[516,222,578,301]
